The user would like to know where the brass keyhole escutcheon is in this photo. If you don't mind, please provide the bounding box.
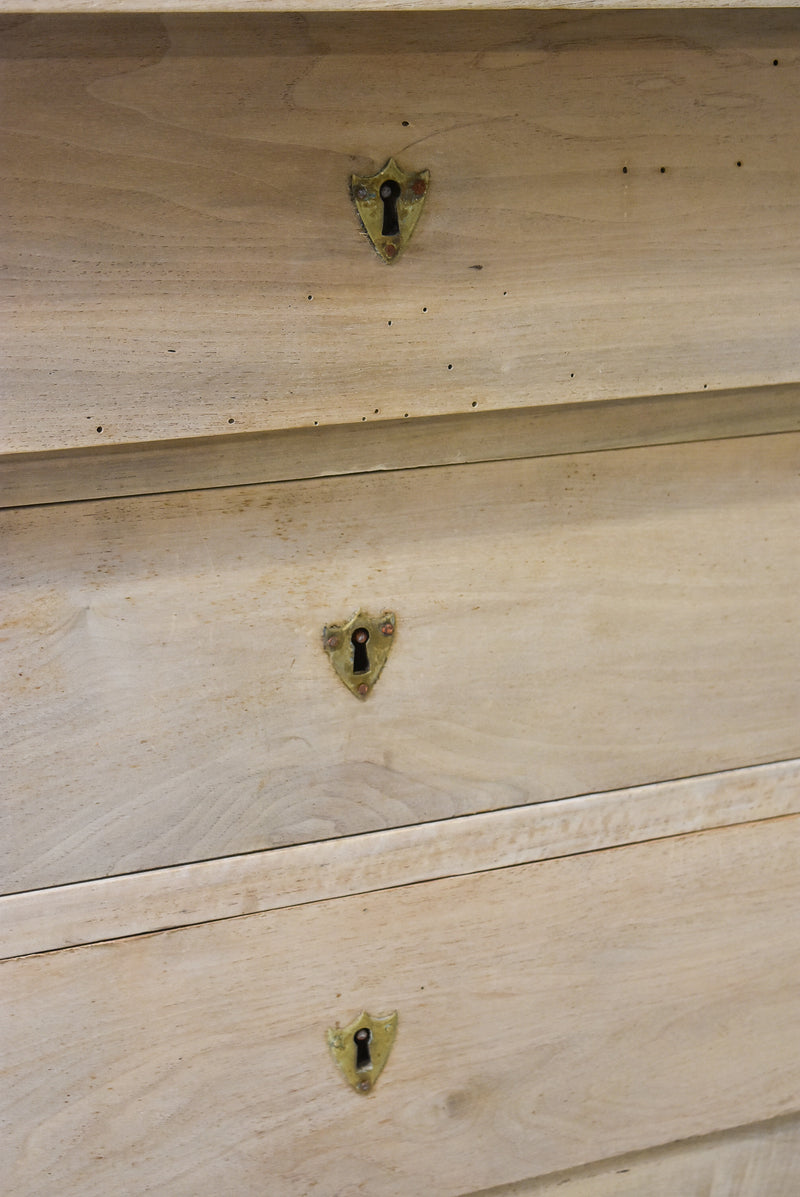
[327,1011,398,1094]
[323,611,396,699]
[351,158,429,263]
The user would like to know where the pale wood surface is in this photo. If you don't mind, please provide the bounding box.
[471,1114,800,1197]
[3,384,800,509]
[2,11,799,453]
[3,816,799,1196]
[3,758,798,960]
[3,433,799,893]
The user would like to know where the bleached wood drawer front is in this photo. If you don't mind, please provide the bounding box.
[3,8,800,1192]
[3,815,800,1197]
[3,432,799,892]
[2,11,799,455]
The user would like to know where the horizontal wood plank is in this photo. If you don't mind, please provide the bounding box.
[3,433,799,893]
[3,384,799,509]
[3,1,798,13]
[2,11,799,452]
[469,1114,800,1197]
[3,757,798,959]
[3,816,800,1195]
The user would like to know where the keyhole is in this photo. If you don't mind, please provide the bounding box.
[352,627,370,675]
[380,180,401,237]
[354,1027,372,1072]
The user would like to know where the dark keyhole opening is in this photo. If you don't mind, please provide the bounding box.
[380,180,401,237]
[354,1028,372,1071]
[352,627,370,675]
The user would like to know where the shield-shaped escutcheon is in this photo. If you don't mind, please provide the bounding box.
[350,158,429,263]
[327,1010,399,1093]
[323,610,396,700]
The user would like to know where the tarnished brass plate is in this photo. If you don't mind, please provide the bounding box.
[323,610,396,700]
[327,1010,398,1094]
[350,158,429,263]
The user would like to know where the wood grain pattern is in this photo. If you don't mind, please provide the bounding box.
[3,384,800,509]
[470,1114,800,1197]
[3,816,799,1196]
[4,757,798,959]
[3,433,799,893]
[2,11,799,452]
[3,1,799,15]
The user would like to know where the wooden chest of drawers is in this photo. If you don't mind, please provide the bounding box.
[2,7,799,1195]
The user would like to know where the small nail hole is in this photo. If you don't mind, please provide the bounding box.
[387,320,392,325]
[402,120,409,127]
[773,59,779,66]
[96,426,103,433]
[307,294,313,300]
[736,160,742,167]
[422,307,427,313]
[447,364,453,370]
[660,166,666,174]
[228,418,235,424]
[622,166,628,174]
[471,401,477,407]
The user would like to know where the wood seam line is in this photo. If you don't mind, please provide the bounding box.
[469,1110,800,1197]
[4,3,800,15]
[3,384,799,508]
[2,757,798,960]
[3,425,796,515]
[5,811,797,965]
